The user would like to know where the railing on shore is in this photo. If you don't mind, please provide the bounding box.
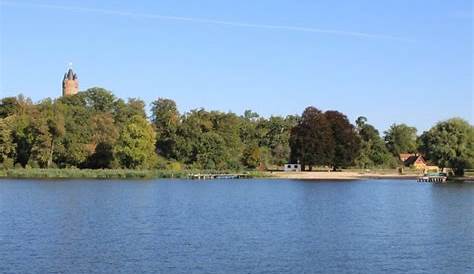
[188,173,252,180]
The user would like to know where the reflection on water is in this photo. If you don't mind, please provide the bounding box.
[0,179,473,274]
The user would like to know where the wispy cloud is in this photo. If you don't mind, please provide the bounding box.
[0,1,409,41]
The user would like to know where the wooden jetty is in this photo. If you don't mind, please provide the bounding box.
[188,173,252,180]
[417,173,447,183]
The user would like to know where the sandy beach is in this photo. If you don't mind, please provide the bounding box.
[268,171,419,180]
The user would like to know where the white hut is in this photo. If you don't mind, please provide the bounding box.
[284,164,301,172]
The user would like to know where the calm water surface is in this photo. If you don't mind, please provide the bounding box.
[0,179,473,274]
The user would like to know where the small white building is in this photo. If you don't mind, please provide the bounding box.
[284,164,301,172]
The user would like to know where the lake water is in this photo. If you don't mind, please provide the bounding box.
[0,179,473,274]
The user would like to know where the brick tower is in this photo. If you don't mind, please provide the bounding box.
[62,68,79,96]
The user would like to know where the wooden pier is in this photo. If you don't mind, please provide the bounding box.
[188,173,252,180]
[417,174,447,183]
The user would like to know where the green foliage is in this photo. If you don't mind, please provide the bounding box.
[0,97,20,118]
[0,117,16,164]
[325,111,360,169]
[242,144,262,168]
[115,115,158,169]
[0,168,190,179]
[384,123,418,156]
[83,87,116,113]
[175,109,243,170]
[257,116,295,166]
[419,118,474,176]
[151,98,180,159]
[354,117,397,168]
[0,90,468,176]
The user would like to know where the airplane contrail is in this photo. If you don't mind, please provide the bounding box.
[0,1,409,41]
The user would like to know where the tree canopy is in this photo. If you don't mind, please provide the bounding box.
[418,118,474,176]
[289,107,334,170]
[0,89,471,175]
[384,123,418,156]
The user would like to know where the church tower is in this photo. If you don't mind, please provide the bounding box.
[62,67,79,96]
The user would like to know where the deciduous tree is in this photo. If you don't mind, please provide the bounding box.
[115,115,158,169]
[384,123,418,156]
[290,107,334,170]
[325,111,360,169]
[419,118,473,176]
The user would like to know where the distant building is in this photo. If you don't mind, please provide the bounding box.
[284,164,301,172]
[62,68,79,96]
[399,153,438,172]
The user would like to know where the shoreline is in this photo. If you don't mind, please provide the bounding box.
[0,169,472,182]
[266,171,419,180]
[267,171,474,182]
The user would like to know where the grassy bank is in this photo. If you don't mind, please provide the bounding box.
[0,168,268,180]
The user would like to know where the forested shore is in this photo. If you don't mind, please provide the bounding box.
[0,87,472,177]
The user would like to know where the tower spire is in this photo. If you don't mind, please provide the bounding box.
[62,64,79,96]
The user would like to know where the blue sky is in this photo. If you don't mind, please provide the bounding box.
[0,0,472,132]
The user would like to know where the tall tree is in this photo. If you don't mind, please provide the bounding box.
[289,107,334,170]
[325,111,360,169]
[257,116,295,166]
[83,87,116,113]
[36,99,65,168]
[115,115,158,169]
[419,118,473,176]
[0,97,19,118]
[151,98,180,159]
[355,116,396,168]
[56,96,92,167]
[27,117,53,168]
[87,113,119,168]
[384,123,417,156]
[0,117,16,168]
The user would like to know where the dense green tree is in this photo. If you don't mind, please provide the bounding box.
[0,90,468,174]
[83,87,116,113]
[212,111,243,169]
[8,96,36,167]
[355,116,396,168]
[325,111,360,169]
[175,109,243,170]
[127,98,147,118]
[36,100,65,167]
[194,132,227,170]
[87,143,115,169]
[419,118,474,176]
[115,115,158,169]
[56,95,92,167]
[0,117,16,168]
[257,116,295,166]
[151,98,180,159]
[27,117,53,168]
[112,98,147,128]
[384,123,418,156]
[242,143,261,169]
[86,113,119,168]
[0,97,19,118]
[290,107,334,170]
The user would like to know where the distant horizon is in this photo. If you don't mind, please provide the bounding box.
[1,0,472,132]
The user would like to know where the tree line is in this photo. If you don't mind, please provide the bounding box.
[0,88,472,175]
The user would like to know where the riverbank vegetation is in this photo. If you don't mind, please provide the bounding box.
[1,88,473,176]
[0,168,269,179]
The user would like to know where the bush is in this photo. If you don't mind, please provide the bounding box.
[167,162,182,171]
[1,158,14,170]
